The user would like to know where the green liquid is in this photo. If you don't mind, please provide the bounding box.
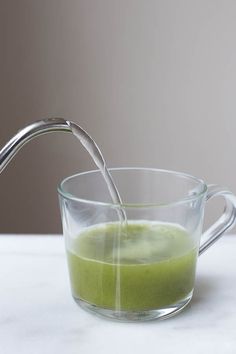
[67,221,197,311]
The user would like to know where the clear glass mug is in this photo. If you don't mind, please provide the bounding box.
[58,168,236,321]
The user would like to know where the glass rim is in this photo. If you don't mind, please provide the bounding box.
[57,167,208,208]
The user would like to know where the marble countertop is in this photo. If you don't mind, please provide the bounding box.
[1,234,236,354]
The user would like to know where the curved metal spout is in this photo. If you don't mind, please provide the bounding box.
[0,117,125,220]
[0,118,72,174]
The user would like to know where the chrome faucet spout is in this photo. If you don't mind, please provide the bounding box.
[0,116,126,222]
[0,118,72,174]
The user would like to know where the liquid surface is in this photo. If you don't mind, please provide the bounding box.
[67,221,198,311]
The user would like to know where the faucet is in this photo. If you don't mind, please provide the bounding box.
[0,118,72,174]
[0,117,125,214]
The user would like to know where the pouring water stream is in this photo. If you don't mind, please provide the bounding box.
[0,117,127,311]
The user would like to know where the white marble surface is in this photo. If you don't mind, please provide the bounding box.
[1,234,236,354]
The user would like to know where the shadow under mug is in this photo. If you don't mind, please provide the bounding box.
[58,168,236,321]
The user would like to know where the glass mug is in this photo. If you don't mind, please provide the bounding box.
[58,168,236,321]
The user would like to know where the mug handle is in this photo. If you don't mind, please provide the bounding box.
[199,184,236,255]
